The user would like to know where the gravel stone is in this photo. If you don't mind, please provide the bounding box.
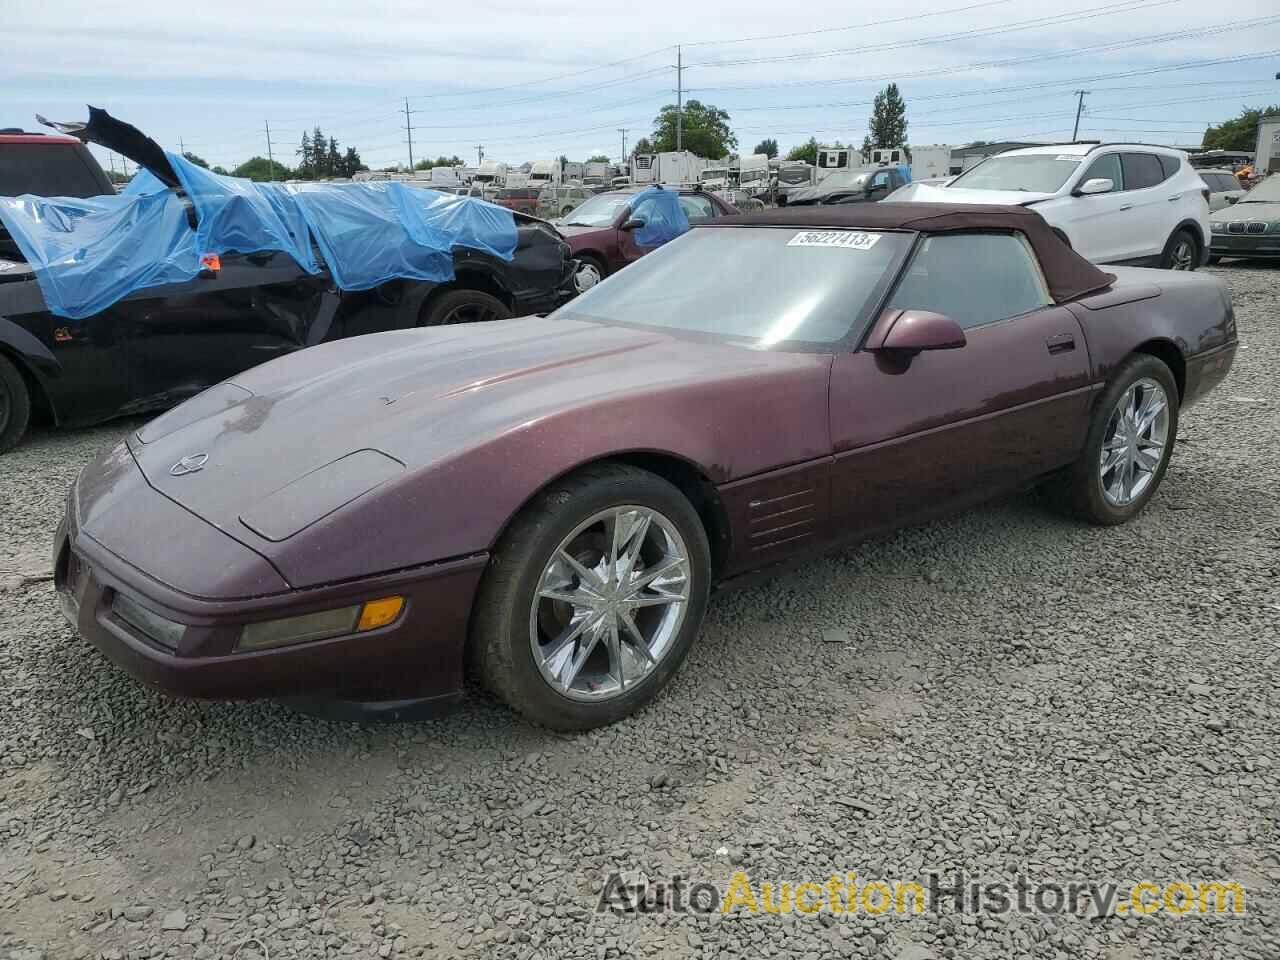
[0,264,1278,959]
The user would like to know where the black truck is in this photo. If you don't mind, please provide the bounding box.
[0,109,575,453]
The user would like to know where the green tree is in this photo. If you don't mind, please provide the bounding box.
[587,154,611,163]
[650,101,737,157]
[867,83,908,149]
[752,138,779,159]
[211,165,229,175]
[232,156,293,181]
[181,151,210,169]
[1203,105,1280,151]
[297,131,313,178]
[785,137,820,164]
[341,147,364,177]
[326,137,341,178]
[860,134,873,161]
[631,137,653,158]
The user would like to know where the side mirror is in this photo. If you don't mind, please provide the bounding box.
[1226,195,1239,204]
[1074,177,1114,196]
[620,218,646,232]
[867,309,967,355]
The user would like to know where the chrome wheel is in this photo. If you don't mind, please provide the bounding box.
[1099,377,1170,507]
[1169,236,1196,270]
[530,505,691,702]
[573,261,602,293]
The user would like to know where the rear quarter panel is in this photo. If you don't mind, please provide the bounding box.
[1066,269,1236,404]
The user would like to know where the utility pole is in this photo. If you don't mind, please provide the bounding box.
[264,120,275,181]
[403,97,418,171]
[179,138,185,157]
[1072,90,1090,142]
[476,144,484,165]
[676,45,684,153]
[618,128,628,162]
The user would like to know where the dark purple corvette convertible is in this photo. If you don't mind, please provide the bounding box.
[56,203,1237,729]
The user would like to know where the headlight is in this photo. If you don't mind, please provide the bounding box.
[1211,222,1227,234]
[238,596,404,651]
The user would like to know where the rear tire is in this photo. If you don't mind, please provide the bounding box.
[1160,228,1198,271]
[1043,353,1179,525]
[0,353,32,454]
[471,464,711,730]
[420,288,511,327]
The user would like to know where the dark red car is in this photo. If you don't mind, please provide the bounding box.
[557,186,739,293]
[56,204,1237,730]
[492,186,540,215]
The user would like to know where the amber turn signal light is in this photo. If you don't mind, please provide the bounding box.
[357,596,405,632]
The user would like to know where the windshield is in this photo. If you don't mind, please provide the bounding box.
[949,155,1082,193]
[779,167,811,184]
[1241,174,1280,202]
[561,191,631,226]
[557,227,910,344]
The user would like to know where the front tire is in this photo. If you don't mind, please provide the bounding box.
[0,353,32,454]
[572,256,605,295]
[1160,228,1199,271]
[1045,354,1179,525]
[471,464,711,730]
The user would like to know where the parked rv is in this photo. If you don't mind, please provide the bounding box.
[528,160,560,188]
[473,160,508,189]
[776,161,815,204]
[815,146,855,182]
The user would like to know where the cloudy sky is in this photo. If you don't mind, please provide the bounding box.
[6,0,1279,173]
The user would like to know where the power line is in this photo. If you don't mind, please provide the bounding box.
[408,46,674,101]
[681,0,1019,48]
[690,0,1182,68]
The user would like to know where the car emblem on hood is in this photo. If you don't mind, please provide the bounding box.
[169,453,209,477]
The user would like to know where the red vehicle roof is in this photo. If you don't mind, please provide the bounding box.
[0,132,81,145]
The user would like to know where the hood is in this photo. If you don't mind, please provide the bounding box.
[125,317,790,551]
[554,222,611,239]
[1210,199,1280,224]
[886,182,1057,206]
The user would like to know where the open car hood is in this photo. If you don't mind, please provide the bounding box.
[38,106,179,188]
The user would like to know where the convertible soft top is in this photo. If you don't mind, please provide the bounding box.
[718,202,1116,304]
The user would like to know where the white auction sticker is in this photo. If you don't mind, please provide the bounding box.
[787,230,880,250]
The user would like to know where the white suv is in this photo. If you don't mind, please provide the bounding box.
[893,143,1211,270]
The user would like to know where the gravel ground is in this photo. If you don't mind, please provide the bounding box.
[1,264,1277,960]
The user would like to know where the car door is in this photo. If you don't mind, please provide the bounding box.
[121,252,324,409]
[1117,152,1171,260]
[1057,151,1130,263]
[828,232,1094,535]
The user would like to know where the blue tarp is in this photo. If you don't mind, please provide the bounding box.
[0,152,519,320]
[629,186,690,247]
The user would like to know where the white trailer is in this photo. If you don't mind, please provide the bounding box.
[583,161,610,186]
[902,145,953,181]
[736,153,770,199]
[815,147,854,183]
[1258,115,1280,174]
[632,151,707,185]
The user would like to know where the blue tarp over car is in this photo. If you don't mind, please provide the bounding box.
[629,185,690,247]
[0,153,519,320]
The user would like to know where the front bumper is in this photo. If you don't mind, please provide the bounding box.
[55,497,487,704]
[1210,234,1280,259]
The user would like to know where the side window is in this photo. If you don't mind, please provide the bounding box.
[679,195,717,220]
[1158,155,1181,181]
[1081,153,1123,191]
[885,233,1052,330]
[870,171,891,190]
[1121,153,1166,190]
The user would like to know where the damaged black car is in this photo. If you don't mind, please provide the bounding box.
[0,108,576,452]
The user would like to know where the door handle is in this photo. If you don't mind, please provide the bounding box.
[1046,333,1075,355]
[1168,195,1181,202]
[1119,204,1132,212]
